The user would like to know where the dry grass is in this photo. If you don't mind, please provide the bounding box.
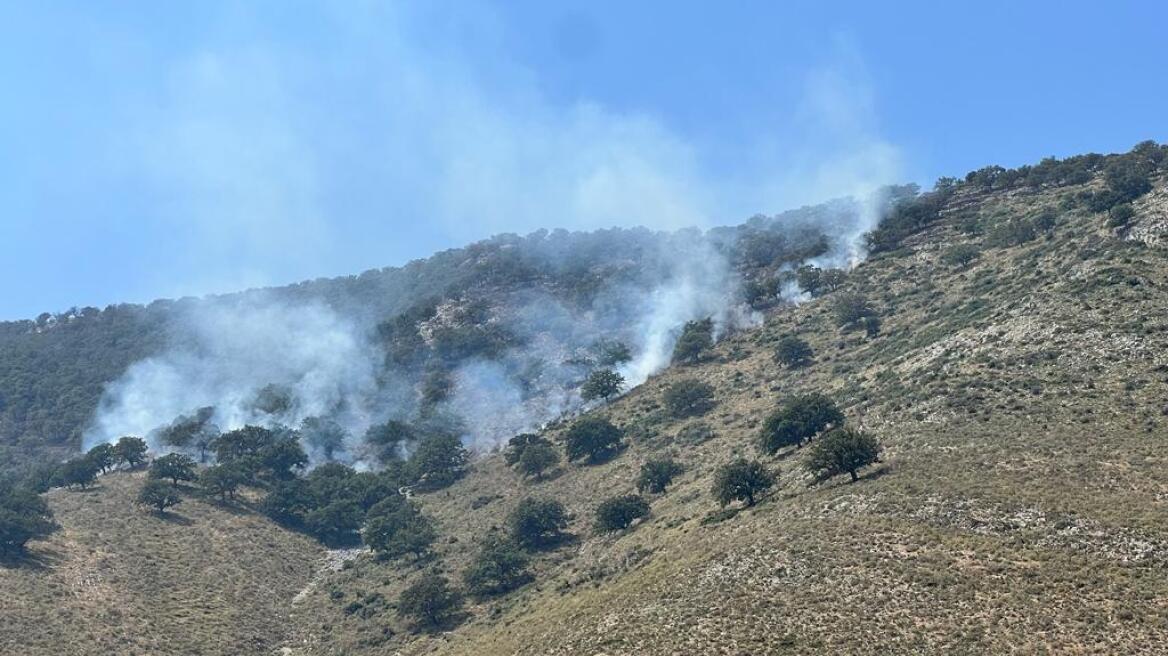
[0,471,322,655]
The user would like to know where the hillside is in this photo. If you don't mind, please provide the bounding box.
[0,471,323,655]
[282,156,1168,654]
[5,143,1168,655]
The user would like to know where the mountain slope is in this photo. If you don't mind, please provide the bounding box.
[0,472,323,655]
[283,168,1168,654]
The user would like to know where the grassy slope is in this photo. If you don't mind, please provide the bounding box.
[0,472,323,656]
[288,175,1168,654]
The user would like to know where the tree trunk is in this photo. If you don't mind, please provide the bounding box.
[849,469,858,482]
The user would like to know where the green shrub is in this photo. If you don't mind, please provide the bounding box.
[595,495,650,532]
[774,336,813,368]
[581,368,625,402]
[462,536,531,598]
[636,457,684,494]
[663,379,716,418]
[758,394,845,454]
[564,417,624,464]
[0,484,56,556]
[671,318,714,364]
[137,479,182,514]
[398,574,464,631]
[509,497,568,550]
[517,443,559,480]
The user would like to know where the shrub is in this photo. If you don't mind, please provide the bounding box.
[462,535,531,598]
[364,499,436,560]
[663,379,716,418]
[563,417,623,464]
[804,428,882,483]
[113,436,148,469]
[636,457,684,494]
[941,244,979,268]
[398,573,464,631]
[509,497,568,550]
[985,218,1037,248]
[0,484,56,556]
[712,459,774,507]
[149,453,197,487]
[595,495,650,532]
[671,318,714,364]
[592,339,633,367]
[1107,203,1136,229]
[517,443,559,481]
[86,443,117,474]
[677,421,715,444]
[832,293,876,329]
[774,336,813,368]
[504,433,550,466]
[758,393,845,454]
[137,479,182,514]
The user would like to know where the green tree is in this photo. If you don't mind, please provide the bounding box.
[364,419,415,464]
[158,407,219,462]
[300,417,347,461]
[517,442,559,481]
[462,535,531,598]
[712,459,774,507]
[941,244,979,268]
[663,379,716,418]
[636,458,684,494]
[304,500,364,545]
[504,433,549,466]
[256,437,308,481]
[398,573,465,631]
[149,453,197,487]
[363,499,436,560]
[86,443,117,474]
[508,497,568,550]
[758,393,845,454]
[774,336,813,368]
[0,484,57,556]
[137,479,182,514]
[592,339,632,367]
[407,434,469,490]
[260,478,315,525]
[114,436,148,469]
[796,264,823,297]
[671,318,714,364]
[595,494,650,532]
[564,416,623,464]
[804,428,882,483]
[200,463,246,501]
[581,368,624,402]
[212,425,275,464]
[59,457,99,490]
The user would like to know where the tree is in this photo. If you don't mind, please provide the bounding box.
[114,436,148,469]
[304,500,364,545]
[517,443,559,481]
[149,453,197,487]
[581,368,624,402]
[212,425,275,464]
[363,499,436,560]
[508,497,568,550]
[563,416,623,464]
[59,457,99,490]
[758,393,844,454]
[0,485,57,556]
[462,535,531,598]
[804,428,882,483]
[86,443,117,474]
[592,339,632,367]
[832,293,876,329]
[636,458,684,494]
[137,479,182,514]
[200,463,246,501]
[407,434,469,490]
[158,407,219,462]
[820,268,847,293]
[256,437,308,481]
[595,494,650,532]
[398,573,465,631]
[364,419,415,464]
[671,318,714,364]
[504,433,550,466]
[774,336,813,368]
[712,459,774,507]
[260,478,314,525]
[796,265,823,297]
[300,417,347,461]
[1107,203,1136,229]
[663,379,716,418]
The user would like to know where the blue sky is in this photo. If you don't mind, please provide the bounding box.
[1,1,1164,319]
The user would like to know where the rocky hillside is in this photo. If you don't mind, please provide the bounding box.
[5,143,1168,655]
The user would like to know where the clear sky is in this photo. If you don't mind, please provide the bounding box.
[1,1,1164,319]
